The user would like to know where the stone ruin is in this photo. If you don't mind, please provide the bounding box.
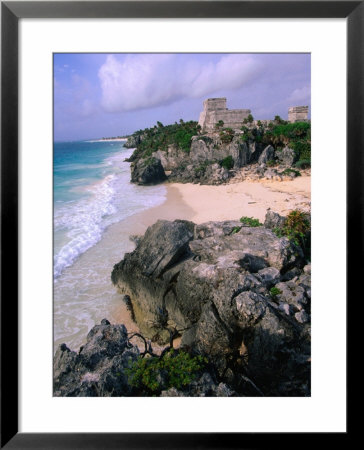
[198,97,309,131]
[198,98,251,132]
[288,106,309,123]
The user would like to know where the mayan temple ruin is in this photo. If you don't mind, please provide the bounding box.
[198,98,251,132]
[198,98,309,130]
[288,106,309,123]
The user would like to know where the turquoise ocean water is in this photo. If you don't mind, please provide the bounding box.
[53,140,166,350]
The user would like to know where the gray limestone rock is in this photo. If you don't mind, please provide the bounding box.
[53,320,139,397]
[275,281,307,312]
[257,267,281,286]
[258,145,275,165]
[264,209,287,230]
[277,146,298,167]
[111,216,310,396]
[130,157,167,185]
[295,310,310,323]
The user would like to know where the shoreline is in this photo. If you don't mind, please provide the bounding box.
[86,138,128,142]
[119,175,311,232]
[54,175,310,352]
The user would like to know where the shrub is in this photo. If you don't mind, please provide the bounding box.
[215,120,224,129]
[220,155,234,170]
[281,168,301,177]
[231,226,242,235]
[219,128,235,144]
[128,120,200,159]
[273,209,310,253]
[198,135,213,145]
[194,161,210,176]
[269,286,282,299]
[290,140,311,161]
[240,216,262,227]
[126,349,207,393]
[274,115,287,125]
[295,159,311,169]
[242,115,254,124]
[266,159,278,167]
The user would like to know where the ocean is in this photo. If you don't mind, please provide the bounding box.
[53,140,166,351]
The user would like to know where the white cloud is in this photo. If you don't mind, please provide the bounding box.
[98,54,264,112]
[288,85,310,103]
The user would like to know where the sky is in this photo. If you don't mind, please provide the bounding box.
[54,53,310,142]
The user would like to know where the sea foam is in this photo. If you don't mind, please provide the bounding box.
[54,146,166,278]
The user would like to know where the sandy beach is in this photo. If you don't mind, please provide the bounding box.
[54,174,310,352]
[168,176,311,224]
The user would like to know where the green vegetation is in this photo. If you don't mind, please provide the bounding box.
[289,139,311,161]
[220,155,234,170]
[274,115,287,125]
[269,286,282,299]
[243,114,254,124]
[281,168,301,177]
[294,159,311,169]
[128,120,200,160]
[215,120,224,129]
[263,121,311,164]
[219,128,235,144]
[266,159,278,167]
[240,125,256,142]
[198,135,213,145]
[273,209,311,258]
[194,161,210,176]
[240,216,262,227]
[231,226,242,234]
[126,349,207,394]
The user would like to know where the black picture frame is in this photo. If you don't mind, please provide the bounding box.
[1,1,359,448]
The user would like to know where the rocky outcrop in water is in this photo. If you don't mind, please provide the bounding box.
[111,212,311,396]
[130,157,167,185]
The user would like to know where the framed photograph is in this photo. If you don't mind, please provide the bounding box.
[2,1,359,448]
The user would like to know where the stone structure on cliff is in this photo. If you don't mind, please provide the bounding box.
[198,98,251,132]
[288,106,309,122]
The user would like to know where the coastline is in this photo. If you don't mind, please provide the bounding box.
[112,175,310,337]
[86,138,128,142]
[54,175,310,352]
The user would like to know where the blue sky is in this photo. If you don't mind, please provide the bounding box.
[54,53,310,141]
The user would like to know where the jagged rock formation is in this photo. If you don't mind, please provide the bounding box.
[53,318,236,397]
[111,212,311,396]
[130,157,167,185]
[150,135,266,185]
[53,319,138,397]
[277,146,298,166]
[124,99,311,185]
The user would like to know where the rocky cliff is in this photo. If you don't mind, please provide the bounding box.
[111,210,311,396]
[53,318,234,397]
[126,120,310,186]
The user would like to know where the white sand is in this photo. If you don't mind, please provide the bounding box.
[169,176,311,223]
